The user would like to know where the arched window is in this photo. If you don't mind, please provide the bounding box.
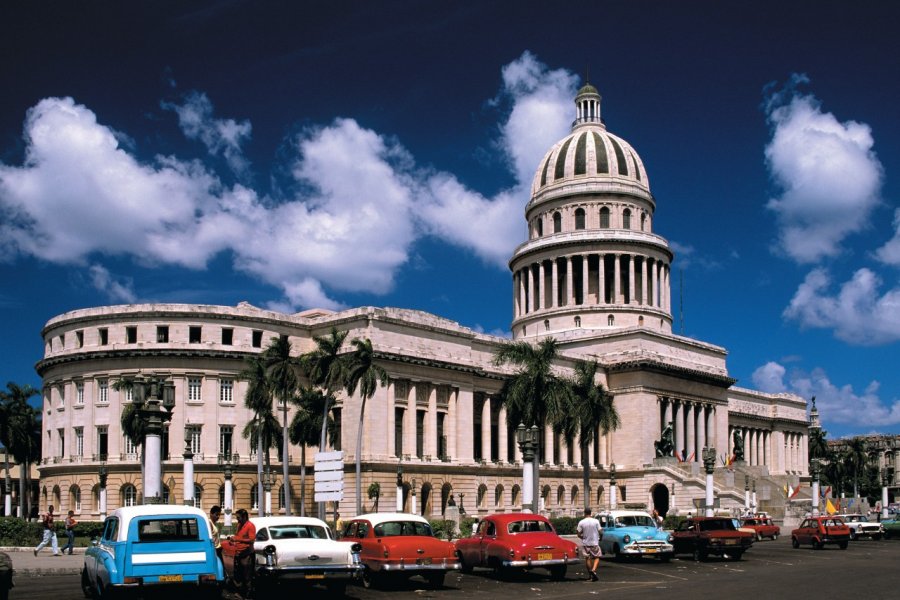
[494,485,504,508]
[122,484,137,507]
[640,213,646,231]
[511,485,521,507]
[477,484,488,509]
[69,485,81,513]
[608,315,615,326]
[557,485,565,505]
[575,208,585,230]
[541,485,551,509]
[553,212,562,233]
[52,485,61,507]
[623,208,632,229]
[596,486,604,505]
[572,486,579,507]
[278,484,285,509]
[599,207,610,228]
[638,316,644,326]
[544,320,550,331]
[194,484,203,509]
[536,218,543,237]
[161,484,170,505]
[574,316,581,328]
[92,484,101,512]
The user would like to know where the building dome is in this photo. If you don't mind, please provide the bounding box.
[529,83,651,206]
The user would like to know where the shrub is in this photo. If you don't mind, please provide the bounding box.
[550,516,578,535]
[0,517,105,547]
[428,519,456,540]
[662,515,685,530]
[460,516,479,537]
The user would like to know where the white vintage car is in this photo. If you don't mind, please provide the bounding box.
[837,513,884,540]
[221,516,362,594]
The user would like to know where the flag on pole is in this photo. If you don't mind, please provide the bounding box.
[790,485,801,499]
[686,452,695,463]
[675,450,683,462]
[825,498,837,514]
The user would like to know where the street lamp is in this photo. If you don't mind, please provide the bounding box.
[411,478,418,515]
[702,447,716,517]
[751,479,757,512]
[882,469,890,520]
[515,423,540,512]
[744,474,751,512]
[3,448,11,517]
[127,374,176,504]
[218,452,238,527]
[183,427,195,506]
[609,463,617,510]
[263,467,274,516]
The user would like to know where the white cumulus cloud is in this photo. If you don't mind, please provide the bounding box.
[763,75,883,264]
[875,208,900,266]
[88,264,137,303]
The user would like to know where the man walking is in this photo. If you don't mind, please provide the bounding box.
[34,505,60,556]
[62,510,77,555]
[576,508,602,581]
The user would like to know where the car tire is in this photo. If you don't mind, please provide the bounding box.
[613,544,622,561]
[772,533,779,541]
[884,530,892,540]
[814,540,824,550]
[425,572,445,589]
[756,533,762,542]
[729,551,743,561]
[459,557,473,574]
[839,541,848,550]
[791,537,799,549]
[849,530,857,541]
[692,547,706,562]
[81,567,95,599]
[873,534,882,541]
[548,565,566,581]
[362,568,380,589]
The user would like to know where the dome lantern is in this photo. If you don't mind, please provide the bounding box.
[574,82,603,129]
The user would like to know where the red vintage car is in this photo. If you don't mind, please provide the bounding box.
[671,517,754,561]
[740,517,781,541]
[342,512,460,589]
[791,516,850,550]
[454,513,580,580]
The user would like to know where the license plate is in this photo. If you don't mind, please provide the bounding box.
[644,548,658,553]
[416,558,432,565]
[537,553,553,561]
[305,574,325,580]
[725,539,738,545]
[158,575,182,582]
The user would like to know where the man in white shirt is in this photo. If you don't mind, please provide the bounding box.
[576,508,602,581]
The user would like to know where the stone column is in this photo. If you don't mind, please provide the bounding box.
[544,425,554,465]
[551,259,559,309]
[613,254,621,304]
[566,256,574,306]
[673,401,684,461]
[573,433,582,466]
[538,262,546,311]
[405,382,417,458]
[640,256,647,305]
[764,431,770,468]
[498,406,509,463]
[628,254,636,304]
[685,403,695,461]
[386,380,396,458]
[426,386,438,459]
[599,432,608,466]
[529,265,538,313]
[598,253,606,304]
[664,265,670,312]
[581,254,589,305]
[664,397,673,432]
[517,271,525,317]
[559,435,568,465]
[696,404,706,459]
[481,397,491,462]
[707,407,716,453]
[456,387,474,463]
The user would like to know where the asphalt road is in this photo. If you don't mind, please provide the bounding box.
[12,537,900,600]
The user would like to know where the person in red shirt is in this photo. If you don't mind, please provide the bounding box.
[228,508,256,597]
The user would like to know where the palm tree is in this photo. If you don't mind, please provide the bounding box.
[344,338,388,515]
[568,360,619,511]
[0,383,41,518]
[493,338,572,511]
[289,386,337,516]
[119,402,147,488]
[808,428,829,460]
[300,327,348,518]
[844,438,868,498]
[239,354,275,516]
[263,335,302,516]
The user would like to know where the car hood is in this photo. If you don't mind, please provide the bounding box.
[608,526,669,541]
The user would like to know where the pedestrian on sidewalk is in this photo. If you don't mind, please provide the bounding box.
[576,507,602,581]
[62,510,77,555]
[34,505,60,556]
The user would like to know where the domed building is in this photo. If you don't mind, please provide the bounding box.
[36,85,811,522]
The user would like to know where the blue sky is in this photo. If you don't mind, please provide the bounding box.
[1,1,899,439]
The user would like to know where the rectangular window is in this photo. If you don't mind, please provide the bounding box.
[123,435,138,456]
[156,326,169,343]
[76,382,84,405]
[98,379,109,403]
[76,330,84,348]
[58,428,65,458]
[75,427,84,457]
[188,377,202,402]
[252,330,263,348]
[124,386,133,403]
[126,326,137,344]
[58,334,65,350]
[394,407,404,457]
[219,426,234,457]
[189,326,202,343]
[161,426,170,460]
[473,399,483,461]
[437,413,446,459]
[187,426,201,455]
[99,327,108,345]
[416,410,425,459]
[97,426,108,460]
[221,328,233,345]
[137,518,200,542]
[58,385,65,408]
[219,379,233,404]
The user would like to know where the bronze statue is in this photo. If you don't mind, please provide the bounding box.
[654,422,674,457]
[733,430,745,461]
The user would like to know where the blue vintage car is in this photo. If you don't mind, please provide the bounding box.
[81,505,224,599]
[596,510,674,561]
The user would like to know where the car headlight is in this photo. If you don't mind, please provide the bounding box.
[667,534,674,543]
[623,535,631,544]
[350,543,362,553]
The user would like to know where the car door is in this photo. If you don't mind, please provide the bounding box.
[94,516,119,588]
[672,520,695,553]
[478,520,497,566]
[796,520,811,543]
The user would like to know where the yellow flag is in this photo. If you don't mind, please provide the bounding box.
[825,498,837,514]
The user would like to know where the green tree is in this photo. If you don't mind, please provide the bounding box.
[568,360,619,511]
[344,338,388,515]
[239,354,277,516]
[0,383,41,518]
[289,386,337,516]
[808,427,829,460]
[263,335,302,515]
[844,438,868,498]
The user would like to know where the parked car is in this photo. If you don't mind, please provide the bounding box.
[791,516,850,550]
[837,514,883,540]
[342,512,459,589]
[220,516,362,595]
[739,517,781,541]
[455,513,579,580]
[881,517,900,539]
[0,552,13,600]
[596,510,674,561]
[671,517,754,561]
[81,505,223,599]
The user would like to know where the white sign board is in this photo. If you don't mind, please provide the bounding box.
[314,450,344,502]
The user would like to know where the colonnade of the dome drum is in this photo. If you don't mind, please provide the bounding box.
[512,251,670,318]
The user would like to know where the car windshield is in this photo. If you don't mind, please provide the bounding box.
[508,520,553,534]
[137,517,200,542]
[373,521,434,537]
[615,515,657,527]
[697,519,735,531]
[269,525,330,540]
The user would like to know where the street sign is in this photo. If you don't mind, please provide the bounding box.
[314,451,344,502]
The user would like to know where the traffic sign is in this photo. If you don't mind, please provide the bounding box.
[315,450,344,502]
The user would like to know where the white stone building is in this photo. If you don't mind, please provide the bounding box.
[36,85,810,520]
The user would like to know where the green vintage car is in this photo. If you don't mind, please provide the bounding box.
[881,518,900,539]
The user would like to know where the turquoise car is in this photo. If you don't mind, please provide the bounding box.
[81,505,223,599]
[882,517,900,539]
[596,510,674,561]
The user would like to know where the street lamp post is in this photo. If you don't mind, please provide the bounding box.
[515,424,540,512]
[99,462,108,517]
[396,460,403,512]
[702,447,716,517]
[810,459,821,517]
[744,475,751,512]
[411,479,418,515]
[218,453,238,527]
[609,463,617,510]
[263,467,274,516]
[4,449,11,517]
[128,374,176,504]
[882,469,890,520]
[751,479,757,513]
[183,428,195,506]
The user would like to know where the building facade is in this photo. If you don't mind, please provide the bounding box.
[36,85,810,520]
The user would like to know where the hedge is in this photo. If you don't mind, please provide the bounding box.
[0,516,105,547]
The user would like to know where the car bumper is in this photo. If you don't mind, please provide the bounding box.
[821,535,850,543]
[256,564,364,581]
[620,544,674,556]
[379,561,462,573]
[503,557,581,568]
